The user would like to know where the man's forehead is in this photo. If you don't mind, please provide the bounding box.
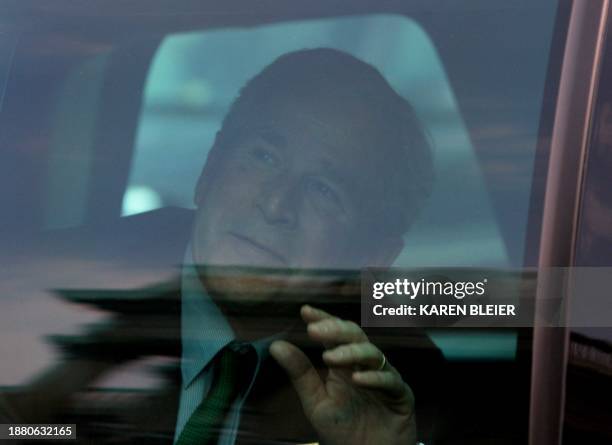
[224,93,398,185]
[239,108,360,143]
[248,88,379,133]
[236,117,383,181]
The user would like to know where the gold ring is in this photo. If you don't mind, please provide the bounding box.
[377,354,386,371]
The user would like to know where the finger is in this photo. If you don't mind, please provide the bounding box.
[269,340,326,415]
[351,370,412,400]
[300,304,336,323]
[307,318,367,346]
[322,342,384,370]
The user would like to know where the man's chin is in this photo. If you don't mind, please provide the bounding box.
[193,263,359,318]
[195,264,304,310]
[196,268,306,335]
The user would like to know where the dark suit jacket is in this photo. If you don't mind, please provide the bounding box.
[5,208,444,444]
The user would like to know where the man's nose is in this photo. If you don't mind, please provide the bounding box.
[255,176,299,229]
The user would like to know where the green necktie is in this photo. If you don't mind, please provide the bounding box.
[176,342,257,445]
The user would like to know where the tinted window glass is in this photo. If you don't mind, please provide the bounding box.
[0,2,561,444]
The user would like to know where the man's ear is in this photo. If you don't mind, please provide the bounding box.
[367,235,404,267]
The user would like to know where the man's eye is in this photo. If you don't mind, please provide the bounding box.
[306,178,343,208]
[311,180,332,196]
[250,147,278,166]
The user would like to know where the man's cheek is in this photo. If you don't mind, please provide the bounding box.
[220,168,267,203]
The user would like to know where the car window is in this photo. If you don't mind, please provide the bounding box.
[126,13,557,365]
[126,14,535,269]
[0,2,563,444]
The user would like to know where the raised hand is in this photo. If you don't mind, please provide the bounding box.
[270,305,416,445]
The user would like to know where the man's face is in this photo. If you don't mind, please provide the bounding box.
[192,94,401,298]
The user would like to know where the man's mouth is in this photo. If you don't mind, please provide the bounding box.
[228,232,287,266]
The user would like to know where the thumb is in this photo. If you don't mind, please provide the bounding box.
[269,340,326,416]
